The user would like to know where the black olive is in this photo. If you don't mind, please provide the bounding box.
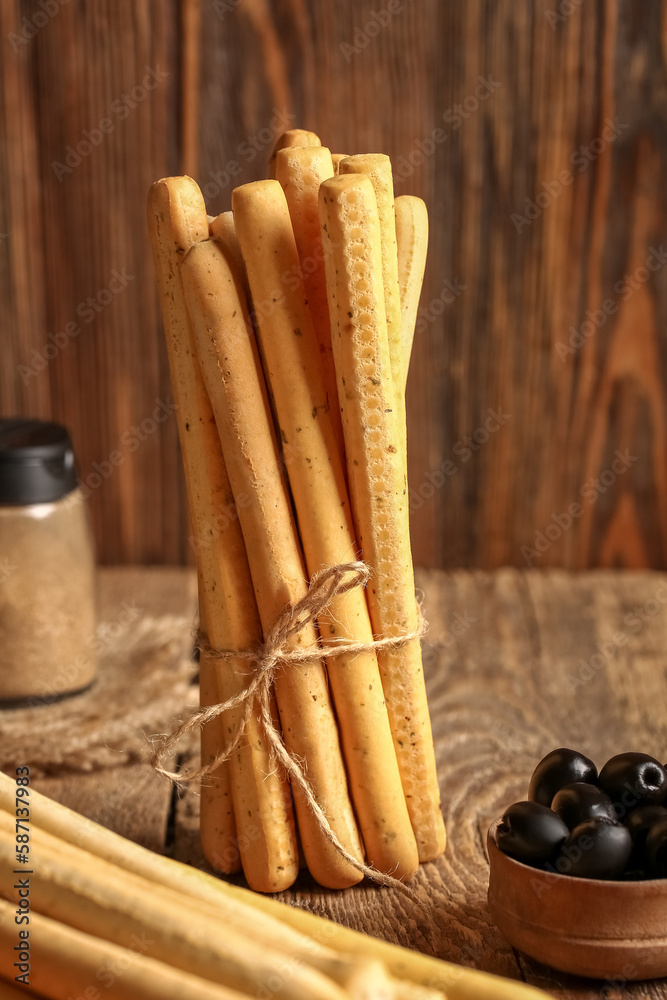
[551,782,616,829]
[495,801,569,864]
[553,818,632,880]
[625,806,667,854]
[645,816,667,878]
[598,752,667,818]
[528,748,597,807]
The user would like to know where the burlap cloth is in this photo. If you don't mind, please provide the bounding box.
[0,612,198,776]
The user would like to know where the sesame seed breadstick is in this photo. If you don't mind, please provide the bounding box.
[269,128,322,178]
[231,179,419,879]
[180,236,364,889]
[319,173,446,862]
[339,154,406,466]
[274,146,344,459]
[395,196,428,390]
[147,177,298,891]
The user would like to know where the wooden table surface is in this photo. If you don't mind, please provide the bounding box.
[20,566,667,999]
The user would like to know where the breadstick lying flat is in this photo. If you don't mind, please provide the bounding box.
[181,237,364,889]
[274,146,344,458]
[0,824,348,1000]
[231,179,419,879]
[269,128,321,177]
[0,775,550,1000]
[395,196,428,390]
[339,154,406,467]
[0,898,247,1000]
[319,174,446,862]
[331,153,349,174]
[147,177,297,891]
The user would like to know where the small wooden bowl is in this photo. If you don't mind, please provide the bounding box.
[487,820,667,980]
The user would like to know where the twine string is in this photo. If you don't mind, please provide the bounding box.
[150,561,426,897]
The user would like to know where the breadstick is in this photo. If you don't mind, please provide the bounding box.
[0,898,247,1000]
[331,153,349,174]
[274,146,344,459]
[0,826,348,1000]
[209,210,250,297]
[0,778,550,1000]
[269,128,321,177]
[147,177,297,891]
[339,154,406,465]
[230,179,418,879]
[0,796,403,1000]
[146,176,236,873]
[319,174,446,862]
[395,196,428,390]
[180,236,364,889]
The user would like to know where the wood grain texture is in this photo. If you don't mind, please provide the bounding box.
[168,565,667,1000]
[1,0,667,571]
[9,564,667,998]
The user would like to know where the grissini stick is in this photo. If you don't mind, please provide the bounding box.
[0,794,342,968]
[146,176,237,873]
[230,179,419,879]
[0,826,349,1000]
[209,210,250,298]
[0,800,414,1000]
[147,177,297,891]
[319,173,446,862]
[0,898,248,1000]
[0,776,550,1000]
[274,146,345,458]
[338,154,406,467]
[331,153,349,174]
[180,237,364,889]
[269,128,321,178]
[395,195,428,390]
[0,814,395,1000]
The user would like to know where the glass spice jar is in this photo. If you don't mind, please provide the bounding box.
[0,419,97,703]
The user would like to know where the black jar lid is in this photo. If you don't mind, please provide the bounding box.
[0,419,78,505]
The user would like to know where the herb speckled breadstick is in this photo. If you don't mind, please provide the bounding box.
[181,237,364,889]
[319,173,446,862]
[274,146,344,458]
[339,154,406,466]
[230,179,419,879]
[209,211,249,297]
[395,196,428,390]
[147,177,297,891]
[269,128,321,178]
[146,176,237,873]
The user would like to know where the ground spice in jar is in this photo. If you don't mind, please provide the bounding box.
[0,420,96,702]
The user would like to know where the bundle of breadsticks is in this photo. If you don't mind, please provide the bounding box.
[0,774,550,1000]
[147,129,444,893]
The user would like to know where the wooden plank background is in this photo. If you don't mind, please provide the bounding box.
[1,0,666,570]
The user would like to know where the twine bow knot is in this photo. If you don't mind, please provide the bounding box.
[150,560,426,896]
